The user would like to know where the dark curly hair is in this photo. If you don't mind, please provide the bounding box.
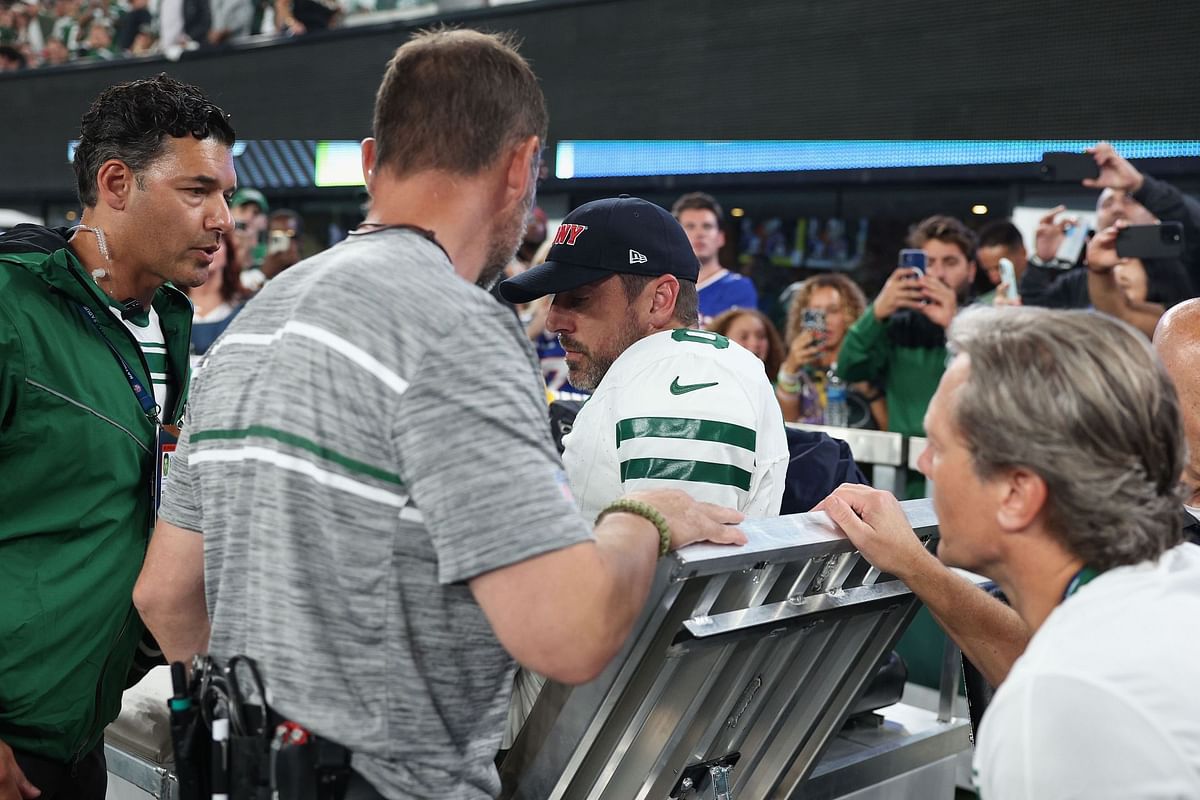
[73,73,235,207]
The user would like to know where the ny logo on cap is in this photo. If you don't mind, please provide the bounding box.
[629,249,648,264]
[553,224,588,246]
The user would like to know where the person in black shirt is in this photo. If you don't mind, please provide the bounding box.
[1021,142,1197,332]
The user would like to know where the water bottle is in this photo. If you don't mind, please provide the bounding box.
[825,364,849,428]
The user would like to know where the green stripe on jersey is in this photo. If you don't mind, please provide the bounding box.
[142,350,168,373]
[191,425,403,485]
[616,417,756,451]
[620,457,752,491]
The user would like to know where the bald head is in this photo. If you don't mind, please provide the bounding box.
[1154,299,1200,505]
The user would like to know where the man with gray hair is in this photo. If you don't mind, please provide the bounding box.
[819,306,1200,798]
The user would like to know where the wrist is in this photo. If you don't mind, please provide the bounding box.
[892,542,941,585]
[597,498,671,558]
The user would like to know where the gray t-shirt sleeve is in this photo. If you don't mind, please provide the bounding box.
[395,304,593,585]
[159,412,204,533]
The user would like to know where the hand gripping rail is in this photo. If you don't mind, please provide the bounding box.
[500,499,943,800]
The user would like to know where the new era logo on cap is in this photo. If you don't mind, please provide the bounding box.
[496,195,700,304]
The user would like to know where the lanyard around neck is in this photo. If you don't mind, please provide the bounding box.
[76,302,161,425]
[348,223,450,262]
[1062,565,1101,601]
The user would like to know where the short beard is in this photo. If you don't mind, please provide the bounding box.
[565,347,610,392]
[955,280,974,305]
[561,318,644,391]
[478,178,536,290]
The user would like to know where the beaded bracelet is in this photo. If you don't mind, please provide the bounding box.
[597,498,671,558]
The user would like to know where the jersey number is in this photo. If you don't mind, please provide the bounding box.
[671,329,730,349]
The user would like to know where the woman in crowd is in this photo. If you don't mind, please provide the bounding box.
[185,239,245,369]
[777,273,886,429]
[707,307,785,382]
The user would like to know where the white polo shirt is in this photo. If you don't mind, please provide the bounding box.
[973,542,1200,799]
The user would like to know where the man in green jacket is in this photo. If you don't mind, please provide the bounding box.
[839,215,978,441]
[0,75,235,800]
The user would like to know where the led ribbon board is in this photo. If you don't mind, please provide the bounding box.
[554,140,1200,179]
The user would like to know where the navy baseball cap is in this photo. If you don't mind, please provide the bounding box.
[498,195,699,304]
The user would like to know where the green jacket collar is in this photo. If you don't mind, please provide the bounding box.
[13,244,195,424]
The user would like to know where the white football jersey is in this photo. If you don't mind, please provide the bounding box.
[563,328,789,523]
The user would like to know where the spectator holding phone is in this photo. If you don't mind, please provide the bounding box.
[1085,221,1177,337]
[1023,142,1195,320]
[839,215,977,445]
[775,274,885,429]
[975,220,1028,305]
[229,187,269,271]
[262,209,303,279]
[1086,141,1200,287]
[242,208,304,291]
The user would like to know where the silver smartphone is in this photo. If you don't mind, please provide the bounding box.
[1055,222,1088,266]
[998,258,1019,300]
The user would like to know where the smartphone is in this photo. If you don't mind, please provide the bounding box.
[1039,152,1100,182]
[1116,222,1184,259]
[1055,222,1089,266]
[267,229,293,256]
[998,257,1019,300]
[801,308,827,346]
[898,248,926,276]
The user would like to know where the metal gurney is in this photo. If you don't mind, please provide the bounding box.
[499,499,966,800]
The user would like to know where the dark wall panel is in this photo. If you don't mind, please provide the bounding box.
[2,0,1197,198]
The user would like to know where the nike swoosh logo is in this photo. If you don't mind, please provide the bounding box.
[670,377,719,395]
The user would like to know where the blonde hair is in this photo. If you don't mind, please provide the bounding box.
[783,273,868,345]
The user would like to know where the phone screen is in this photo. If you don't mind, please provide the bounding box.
[268,230,293,256]
[1055,223,1089,265]
[802,308,827,345]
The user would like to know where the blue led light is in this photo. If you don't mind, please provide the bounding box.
[68,139,248,164]
[554,140,1200,179]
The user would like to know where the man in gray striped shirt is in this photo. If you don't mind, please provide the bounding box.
[134,29,744,800]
